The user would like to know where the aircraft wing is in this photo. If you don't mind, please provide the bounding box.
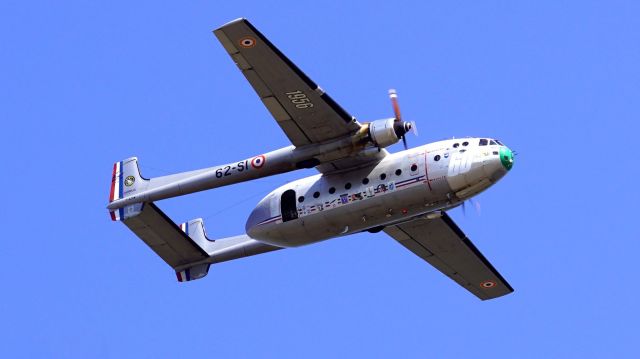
[213,18,362,147]
[384,213,513,300]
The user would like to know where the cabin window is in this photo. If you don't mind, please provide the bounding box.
[380,173,387,180]
[313,191,320,198]
[345,182,352,190]
[479,139,488,146]
[297,196,304,203]
[411,164,418,172]
[493,151,499,155]
[395,169,402,176]
[362,178,369,185]
[282,190,299,222]
[434,155,441,161]
[329,187,336,194]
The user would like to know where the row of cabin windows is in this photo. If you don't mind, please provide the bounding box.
[297,165,418,203]
[450,139,503,148]
[432,139,504,161]
[479,138,502,146]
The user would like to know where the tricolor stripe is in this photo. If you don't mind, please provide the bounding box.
[108,161,125,221]
[109,161,123,202]
[257,215,282,226]
[180,222,189,234]
[396,175,426,189]
[109,162,117,202]
[109,208,124,221]
[176,269,191,282]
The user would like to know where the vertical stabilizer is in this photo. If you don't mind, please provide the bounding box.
[109,157,149,221]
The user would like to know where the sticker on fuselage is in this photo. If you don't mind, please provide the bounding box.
[251,155,266,169]
[287,175,425,223]
[124,176,135,187]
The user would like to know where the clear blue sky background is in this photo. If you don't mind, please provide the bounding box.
[2,1,639,358]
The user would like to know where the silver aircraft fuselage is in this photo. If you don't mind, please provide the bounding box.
[246,137,514,247]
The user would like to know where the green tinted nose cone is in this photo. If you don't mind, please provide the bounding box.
[499,147,514,170]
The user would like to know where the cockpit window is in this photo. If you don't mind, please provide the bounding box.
[462,141,469,146]
[490,140,498,145]
[453,143,459,148]
[479,139,488,146]
[495,139,504,146]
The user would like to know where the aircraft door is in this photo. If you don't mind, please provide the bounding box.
[281,189,299,222]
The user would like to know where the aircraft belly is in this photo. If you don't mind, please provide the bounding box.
[251,180,444,247]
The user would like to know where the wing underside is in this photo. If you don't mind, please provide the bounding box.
[384,213,513,300]
[213,18,361,147]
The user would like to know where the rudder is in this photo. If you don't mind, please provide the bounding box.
[109,157,148,221]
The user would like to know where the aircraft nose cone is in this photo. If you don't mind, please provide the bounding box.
[499,146,514,171]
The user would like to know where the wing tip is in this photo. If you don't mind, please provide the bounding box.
[215,17,249,32]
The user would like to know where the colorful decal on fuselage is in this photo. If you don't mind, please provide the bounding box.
[256,173,428,227]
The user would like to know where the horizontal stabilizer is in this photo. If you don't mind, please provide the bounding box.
[123,203,210,268]
[108,157,284,282]
[112,202,282,282]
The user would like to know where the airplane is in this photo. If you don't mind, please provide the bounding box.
[107,18,515,300]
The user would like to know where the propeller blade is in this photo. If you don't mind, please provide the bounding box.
[410,121,418,136]
[402,135,408,150]
[461,201,466,216]
[388,89,402,122]
[470,198,481,215]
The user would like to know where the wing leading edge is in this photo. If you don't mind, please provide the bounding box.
[213,18,361,147]
[384,213,513,300]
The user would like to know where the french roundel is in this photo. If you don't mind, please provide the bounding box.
[239,36,256,48]
[480,280,496,289]
[251,155,265,169]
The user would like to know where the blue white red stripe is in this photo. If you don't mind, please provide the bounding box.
[180,222,189,235]
[257,215,282,226]
[176,269,191,282]
[109,161,123,202]
[110,208,124,221]
[395,175,425,189]
[108,161,125,221]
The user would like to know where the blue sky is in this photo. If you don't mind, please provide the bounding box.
[2,1,639,357]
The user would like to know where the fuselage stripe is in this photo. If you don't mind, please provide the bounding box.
[257,215,282,226]
[424,151,432,191]
[256,174,427,227]
[395,175,425,187]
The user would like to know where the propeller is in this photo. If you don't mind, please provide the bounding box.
[461,198,481,216]
[388,89,417,150]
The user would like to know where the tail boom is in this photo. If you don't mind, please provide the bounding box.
[115,202,282,282]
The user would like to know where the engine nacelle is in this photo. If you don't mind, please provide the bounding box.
[368,118,400,148]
